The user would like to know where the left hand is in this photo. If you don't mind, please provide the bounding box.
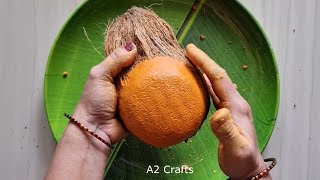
[73,42,137,145]
[186,44,269,179]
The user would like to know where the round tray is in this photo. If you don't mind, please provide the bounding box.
[44,0,279,179]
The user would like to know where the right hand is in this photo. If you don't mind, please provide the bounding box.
[186,44,270,179]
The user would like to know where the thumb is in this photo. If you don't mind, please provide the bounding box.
[89,42,137,80]
[210,108,247,146]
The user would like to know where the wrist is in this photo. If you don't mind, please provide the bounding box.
[71,108,112,156]
[47,112,111,180]
[67,120,111,155]
[241,155,271,180]
[73,105,112,140]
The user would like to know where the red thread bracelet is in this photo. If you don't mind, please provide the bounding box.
[227,158,277,180]
[64,113,113,149]
[248,158,276,180]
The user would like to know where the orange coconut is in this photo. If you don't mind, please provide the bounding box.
[118,56,209,147]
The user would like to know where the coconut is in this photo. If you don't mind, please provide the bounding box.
[104,7,209,147]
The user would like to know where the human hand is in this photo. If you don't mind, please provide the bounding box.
[73,42,137,145]
[186,44,270,179]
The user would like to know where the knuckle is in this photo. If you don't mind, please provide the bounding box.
[218,101,231,109]
[239,100,251,114]
[110,49,126,62]
[239,145,257,162]
[232,143,254,160]
[231,98,252,116]
[89,66,101,79]
[218,99,252,117]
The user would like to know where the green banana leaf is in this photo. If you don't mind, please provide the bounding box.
[44,0,279,179]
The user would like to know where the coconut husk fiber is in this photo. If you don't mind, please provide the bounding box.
[105,6,186,65]
[104,6,210,147]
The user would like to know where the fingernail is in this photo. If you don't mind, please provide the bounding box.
[124,42,134,52]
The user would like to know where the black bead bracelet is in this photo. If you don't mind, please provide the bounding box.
[64,113,113,149]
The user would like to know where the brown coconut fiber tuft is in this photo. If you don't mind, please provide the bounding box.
[105,7,209,148]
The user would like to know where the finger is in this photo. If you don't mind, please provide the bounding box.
[90,42,137,80]
[210,108,248,146]
[186,44,239,101]
[203,73,220,107]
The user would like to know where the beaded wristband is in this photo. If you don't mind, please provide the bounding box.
[227,158,277,180]
[64,113,113,149]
